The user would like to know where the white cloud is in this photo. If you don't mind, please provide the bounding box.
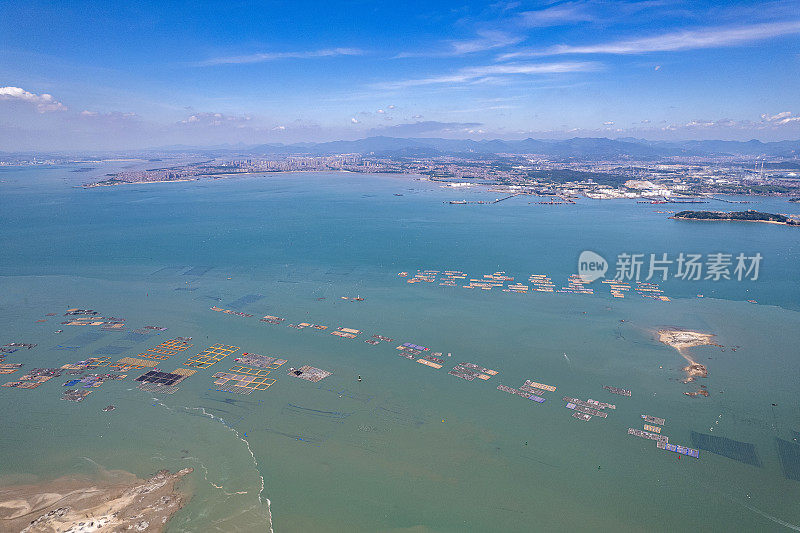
[0,86,67,112]
[500,20,800,59]
[198,48,364,66]
[762,111,800,125]
[374,61,599,89]
[658,112,800,132]
[179,112,251,126]
[603,121,615,126]
[79,110,137,121]
[518,2,594,27]
[350,117,360,124]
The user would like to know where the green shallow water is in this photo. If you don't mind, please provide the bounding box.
[1,167,799,532]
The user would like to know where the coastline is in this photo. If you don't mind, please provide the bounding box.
[669,215,798,226]
[0,468,193,532]
[83,169,417,188]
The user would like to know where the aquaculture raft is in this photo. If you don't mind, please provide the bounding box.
[212,371,276,393]
[288,365,332,383]
[234,353,287,369]
[185,344,240,369]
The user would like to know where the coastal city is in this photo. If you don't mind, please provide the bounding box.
[35,148,799,200]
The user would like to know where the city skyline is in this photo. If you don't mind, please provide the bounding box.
[1,0,800,150]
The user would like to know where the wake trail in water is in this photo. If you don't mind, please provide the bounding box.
[181,406,273,533]
[736,499,800,531]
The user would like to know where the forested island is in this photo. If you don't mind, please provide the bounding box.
[671,210,798,225]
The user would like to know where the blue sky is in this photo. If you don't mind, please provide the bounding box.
[1,0,799,150]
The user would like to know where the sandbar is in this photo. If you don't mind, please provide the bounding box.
[0,468,192,532]
[657,328,717,384]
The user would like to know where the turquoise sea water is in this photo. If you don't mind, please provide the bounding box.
[1,166,799,532]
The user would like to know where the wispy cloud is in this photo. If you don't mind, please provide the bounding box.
[374,61,599,89]
[659,111,800,132]
[451,30,524,54]
[500,20,800,59]
[367,120,483,137]
[0,86,67,112]
[198,48,364,66]
[397,30,523,58]
[179,112,251,127]
[517,2,594,27]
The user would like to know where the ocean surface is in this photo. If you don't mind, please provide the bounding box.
[1,164,799,532]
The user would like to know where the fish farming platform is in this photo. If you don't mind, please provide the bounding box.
[107,357,160,371]
[3,368,63,389]
[563,396,614,420]
[657,441,699,458]
[288,365,332,383]
[185,344,240,368]
[212,371,276,392]
[628,428,669,443]
[401,342,429,351]
[137,337,193,360]
[228,365,272,377]
[234,353,287,369]
[60,357,111,370]
[449,363,498,381]
[604,385,632,397]
[522,380,556,393]
[417,354,445,368]
[0,363,23,374]
[642,414,666,425]
[62,389,92,402]
[397,345,422,356]
[136,370,190,387]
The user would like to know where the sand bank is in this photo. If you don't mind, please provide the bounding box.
[657,328,717,384]
[0,468,192,532]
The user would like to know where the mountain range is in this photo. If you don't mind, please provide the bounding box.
[240,136,800,159]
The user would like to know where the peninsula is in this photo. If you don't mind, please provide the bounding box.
[0,468,192,532]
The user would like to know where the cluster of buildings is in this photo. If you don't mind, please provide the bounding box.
[68,150,800,198]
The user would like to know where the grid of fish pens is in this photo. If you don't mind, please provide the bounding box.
[185,344,240,368]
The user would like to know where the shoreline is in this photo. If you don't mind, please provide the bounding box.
[669,216,798,226]
[83,169,420,188]
[0,468,193,532]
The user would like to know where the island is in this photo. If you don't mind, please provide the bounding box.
[657,329,720,395]
[670,210,798,225]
